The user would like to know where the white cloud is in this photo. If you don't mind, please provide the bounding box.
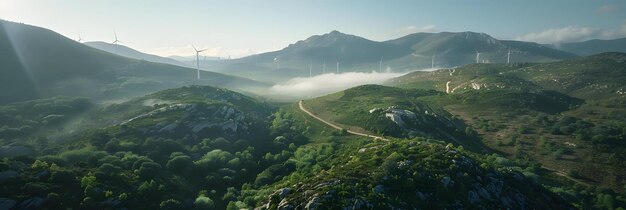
[516,23,626,44]
[267,71,404,99]
[398,25,437,35]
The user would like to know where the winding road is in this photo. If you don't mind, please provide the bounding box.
[299,100,590,186]
[298,100,389,142]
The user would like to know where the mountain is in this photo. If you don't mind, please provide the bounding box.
[384,31,578,70]
[0,20,268,104]
[84,41,188,67]
[208,31,578,83]
[557,38,626,56]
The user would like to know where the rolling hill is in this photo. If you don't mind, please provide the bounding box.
[386,54,626,194]
[0,85,582,209]
[0,20,268,104]
[557,38,626,56]
[84,41,189,67]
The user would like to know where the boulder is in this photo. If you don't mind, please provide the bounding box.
[305,196,320,210]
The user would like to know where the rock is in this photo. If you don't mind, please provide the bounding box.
[397,160,413,169]
[305,196,320,210]
[0,198,17,210]
[373,185,385,194]
[16,197,45,209]
[467,190,480,204]
[441,176,454,188]
[276,188,291,199]
[415,190,429,200]
[0,170,18,182]
[278,198,294,210]
[353,198,366,209]
[477,187,491,200]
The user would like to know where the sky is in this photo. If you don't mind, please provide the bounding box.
[1,0,625,58]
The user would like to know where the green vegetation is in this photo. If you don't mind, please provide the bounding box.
[2,52,626,209]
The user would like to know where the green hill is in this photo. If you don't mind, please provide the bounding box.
[504,52,626,101]
[387,54,626,195]
[558,38,626,56]
[0,20,268,104]
[302,84,487,151]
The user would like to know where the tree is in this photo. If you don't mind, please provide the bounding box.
[166,155,192,173]
[194,196,215,209]
[160,199,184,210]
[138,162,162,180]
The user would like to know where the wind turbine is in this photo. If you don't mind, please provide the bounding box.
[507,48,511,64]
[309,60,312,77]
[475,50,481,64]
[322,58,326,74]
[431,54,436,69]
[192,44,206,80]
[112,32,122,55]
[336,61,340,74]
[379,56,383,72]
[274,57,280,70]
[78,34,85,43]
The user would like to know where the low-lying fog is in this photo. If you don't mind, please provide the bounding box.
[264,71,406,101]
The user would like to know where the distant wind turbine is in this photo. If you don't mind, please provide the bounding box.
[192,44,207,80]
[431,54,436,69]
[379,56,383,72]
[507,48,511,64]
[322,58,326,74]
[475,50,481,64]
[336,61,340,74]
[274,57,280,70]
[78,34,85,43]
[309,60,313,77]
[112,32,122,55]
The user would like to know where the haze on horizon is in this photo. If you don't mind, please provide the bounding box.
[1,0,625,58]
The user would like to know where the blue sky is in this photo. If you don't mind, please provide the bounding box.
[1,0,625,57]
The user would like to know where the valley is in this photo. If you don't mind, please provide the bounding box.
[2,3,626,209]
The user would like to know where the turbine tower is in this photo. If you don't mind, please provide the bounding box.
[322,58,326,74]
[507,48,511,64]
[431,54,436,69]
[379,56,383,72]
[309,60,312,77]
[112,32,122,55]
[78,34,85,43]
[336,61,339,74]
[192,45,206,80]
[475,50,481,64]
[274,57,280,70]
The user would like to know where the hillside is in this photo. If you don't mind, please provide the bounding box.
[301,85,489,151]
[0,20,268,104]
[0,86,288,209]
[2,85,623,209]
[505,52,626,101]
[84,41,189,67]
[558,38,626,56]
[386,54,626,195]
